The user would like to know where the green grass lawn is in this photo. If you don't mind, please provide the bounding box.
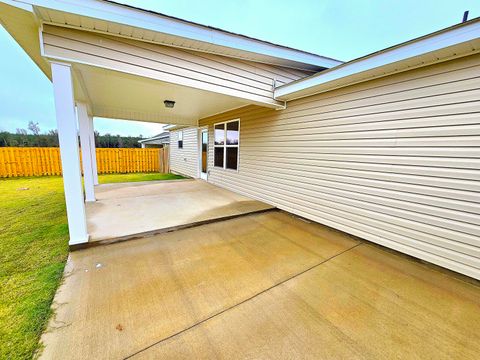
[99,172,185,184]
[0,172,185,359]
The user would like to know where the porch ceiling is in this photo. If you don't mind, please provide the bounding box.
[73,63,249,125]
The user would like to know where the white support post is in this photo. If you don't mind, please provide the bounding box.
[51,62,89,245]
[77,102,96,202]
[88,116,99,185]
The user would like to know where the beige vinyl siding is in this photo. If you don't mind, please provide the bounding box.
[199,54,480,280]
[41,25,313,107]
[170,128,199,178]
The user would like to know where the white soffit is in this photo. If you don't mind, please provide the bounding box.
[73,63,249,125]
[13,0,342,71]
[275,18,480,101]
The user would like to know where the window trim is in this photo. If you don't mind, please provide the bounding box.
[213,118,240,172]
[198,126,209,179]
[178,130,183,149]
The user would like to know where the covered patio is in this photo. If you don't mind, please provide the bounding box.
[86,179,274,244]
[0,0,334,247]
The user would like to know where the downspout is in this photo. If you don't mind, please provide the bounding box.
[272,78,287,110]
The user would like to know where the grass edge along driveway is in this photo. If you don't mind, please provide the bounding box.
[0,173,185,359]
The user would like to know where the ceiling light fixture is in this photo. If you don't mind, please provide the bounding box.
[164,100,175,108]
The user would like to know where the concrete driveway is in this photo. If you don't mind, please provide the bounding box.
[40,211,480,359]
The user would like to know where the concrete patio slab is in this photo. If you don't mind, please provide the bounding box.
[40,211,480,359]
[86,179,274,243]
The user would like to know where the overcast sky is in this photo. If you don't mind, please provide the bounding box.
[0,0,478,137]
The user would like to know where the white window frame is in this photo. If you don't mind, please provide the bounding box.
[213,118,240,171]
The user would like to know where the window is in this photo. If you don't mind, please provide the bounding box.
[214,119,239,170]
[178,130,183,149]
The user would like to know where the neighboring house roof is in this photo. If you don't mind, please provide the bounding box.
[275,17,480,100]
[138,132,170,145]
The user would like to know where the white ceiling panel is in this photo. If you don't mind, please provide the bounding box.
[74,63,248,125]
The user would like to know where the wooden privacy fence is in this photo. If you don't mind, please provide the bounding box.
[0,147,170,177]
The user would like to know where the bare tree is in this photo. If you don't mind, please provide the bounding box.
[16,128,27,135]
[28,121,40,135]
[117,135,124,148]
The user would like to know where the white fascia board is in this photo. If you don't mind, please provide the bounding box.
[275,19,480,100]
[12,0,341,69]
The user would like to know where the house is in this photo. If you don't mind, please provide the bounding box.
[0,0,479,283]
[138,131,169,148]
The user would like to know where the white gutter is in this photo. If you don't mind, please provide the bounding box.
[275,18,480,101]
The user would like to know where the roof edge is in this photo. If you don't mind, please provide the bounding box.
[275,17,480,100]
[104,0,343,67]
[13,0,342,70]
[138,132,169,142]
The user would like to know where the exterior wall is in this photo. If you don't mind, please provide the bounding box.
[41,25,314,108]
[199,54,480,279]
[170,128,199,178]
